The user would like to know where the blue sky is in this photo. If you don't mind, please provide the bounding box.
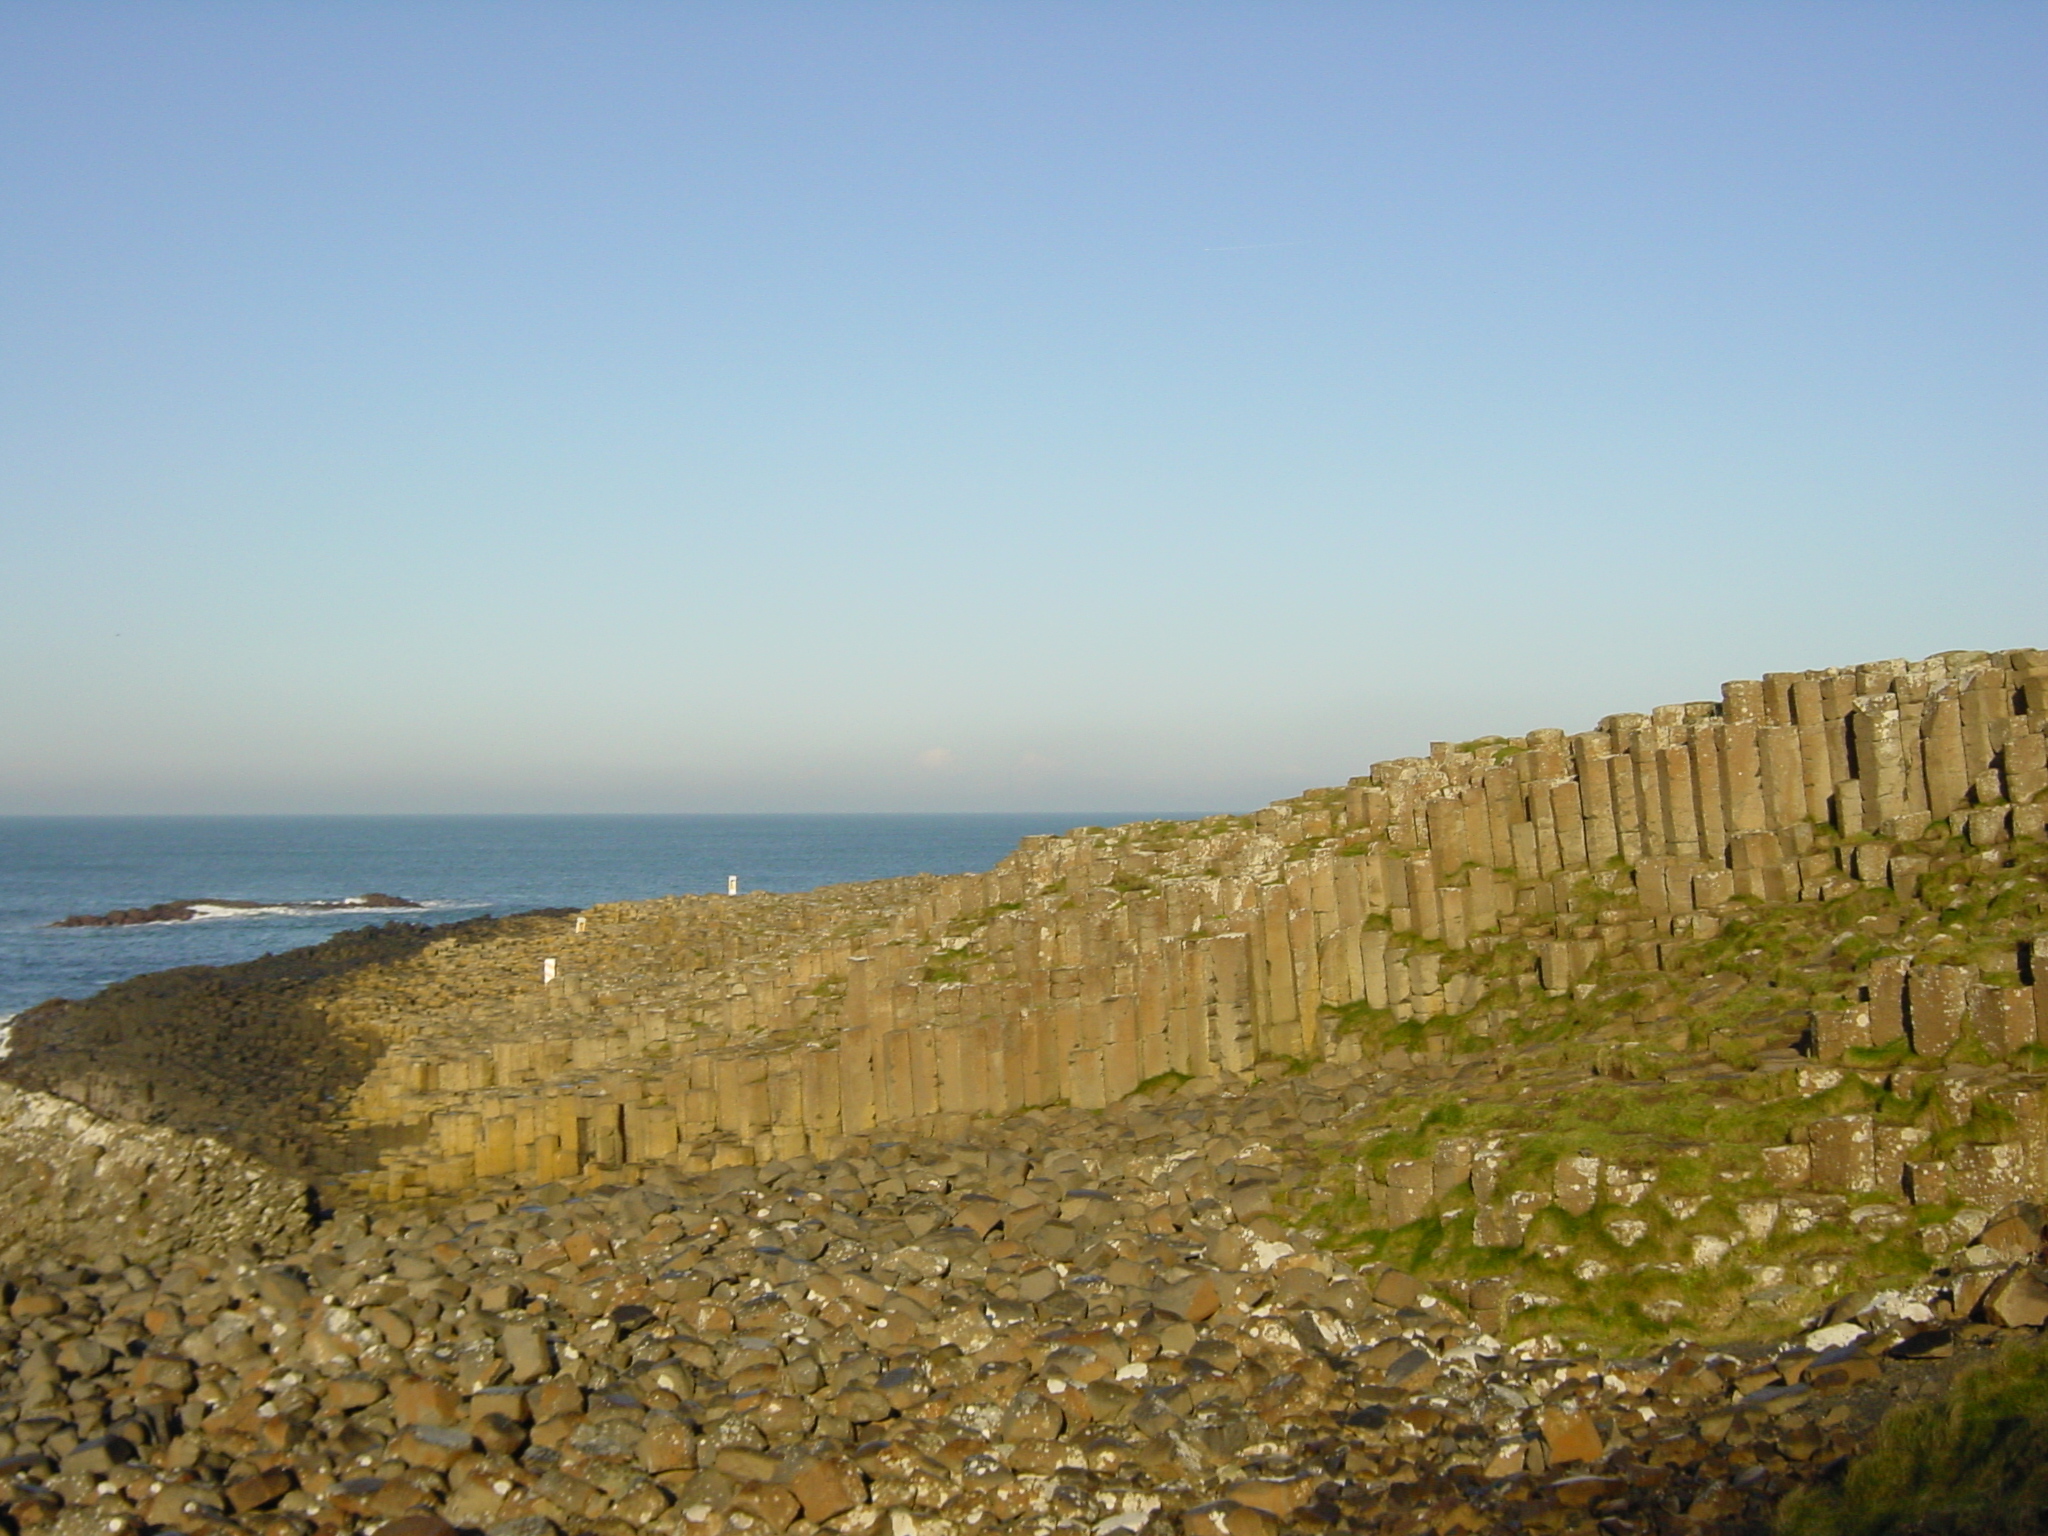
[3,2,2042,813]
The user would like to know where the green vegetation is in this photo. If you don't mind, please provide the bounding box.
[1131,1070,1192,1097]
[1283,819,2048,1349]
[920,949,985,986]
[945,902,1021,936]
[1779,1339,2048,1536]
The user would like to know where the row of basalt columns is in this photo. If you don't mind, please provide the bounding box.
[1315,939,2048,1245]
[1811,948,2048,1065]
[1795,947,2048,1215]
[350,650,2048,1200]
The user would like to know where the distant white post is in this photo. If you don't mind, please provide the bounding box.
[574,915,587,934]
[727,875,739,896]
[542,957,557,985]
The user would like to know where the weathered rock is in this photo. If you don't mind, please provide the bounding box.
[787,1455,864,1522]
[1976,1204,2045,1262]
[1183,1500,1279,1536]
[1540,1405,1605,1465]
[1981,1266,2048,1329]
[501,1324,553,1384]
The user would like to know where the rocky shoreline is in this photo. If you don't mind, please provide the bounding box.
[3,1065,2048,1536]
[0,917,534,1179]
[6,646,2047,1534]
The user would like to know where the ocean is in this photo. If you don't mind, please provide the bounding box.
[0,813,1190,1020]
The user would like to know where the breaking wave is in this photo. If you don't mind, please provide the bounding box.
[169,898,480,924]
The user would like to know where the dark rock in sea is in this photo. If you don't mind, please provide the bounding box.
[51,892,424,927]
[52,899,241,927]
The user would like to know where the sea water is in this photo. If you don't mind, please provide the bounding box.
[0,813,1190,1019]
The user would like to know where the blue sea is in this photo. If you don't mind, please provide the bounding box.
[0,814,1190,1019]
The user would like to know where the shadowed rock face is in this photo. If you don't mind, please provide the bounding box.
[0,1081,310,1269]
[0,915,555,1178]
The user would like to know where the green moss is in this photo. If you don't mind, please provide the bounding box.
[1402,1215,1447,1269]
[920,950,985,985]
[946,902,1021,935]
[1420,1102,1468,1132]
[1130,1070,1191,1097]
[1929,1098,2020,1158]
[1844,1039,1912,1069]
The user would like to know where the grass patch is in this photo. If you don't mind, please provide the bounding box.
[920,950,985,985]
[1779,1336,2048,1536]
[1280,821,2048,1348]
[1844,1039,1913,1070]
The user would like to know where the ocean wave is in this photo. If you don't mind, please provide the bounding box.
[176,899,476,923]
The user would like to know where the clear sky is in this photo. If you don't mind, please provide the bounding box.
[2,2,2042,814]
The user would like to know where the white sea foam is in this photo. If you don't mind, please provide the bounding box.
[109,897,481,927]
[182,900,413,921]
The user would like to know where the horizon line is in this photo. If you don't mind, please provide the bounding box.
[0,807,1234,820]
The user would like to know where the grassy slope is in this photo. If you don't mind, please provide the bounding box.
[1285,826,2048,1350]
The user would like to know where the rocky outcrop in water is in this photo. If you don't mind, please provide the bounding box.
[54,896,423,929]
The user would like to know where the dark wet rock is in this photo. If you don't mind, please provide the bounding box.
[53,894,423,927]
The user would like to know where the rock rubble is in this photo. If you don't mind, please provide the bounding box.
[4,1069,2045,1536]
[0,1084,310,1273]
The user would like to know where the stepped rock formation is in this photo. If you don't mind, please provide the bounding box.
[1,916,555,1176]
[326,650,2048,1227]
[11,647,2048,1329]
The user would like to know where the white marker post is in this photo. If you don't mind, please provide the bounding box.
[728,875,738,896]
[574,915,587,934]
[542,957,557,985]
